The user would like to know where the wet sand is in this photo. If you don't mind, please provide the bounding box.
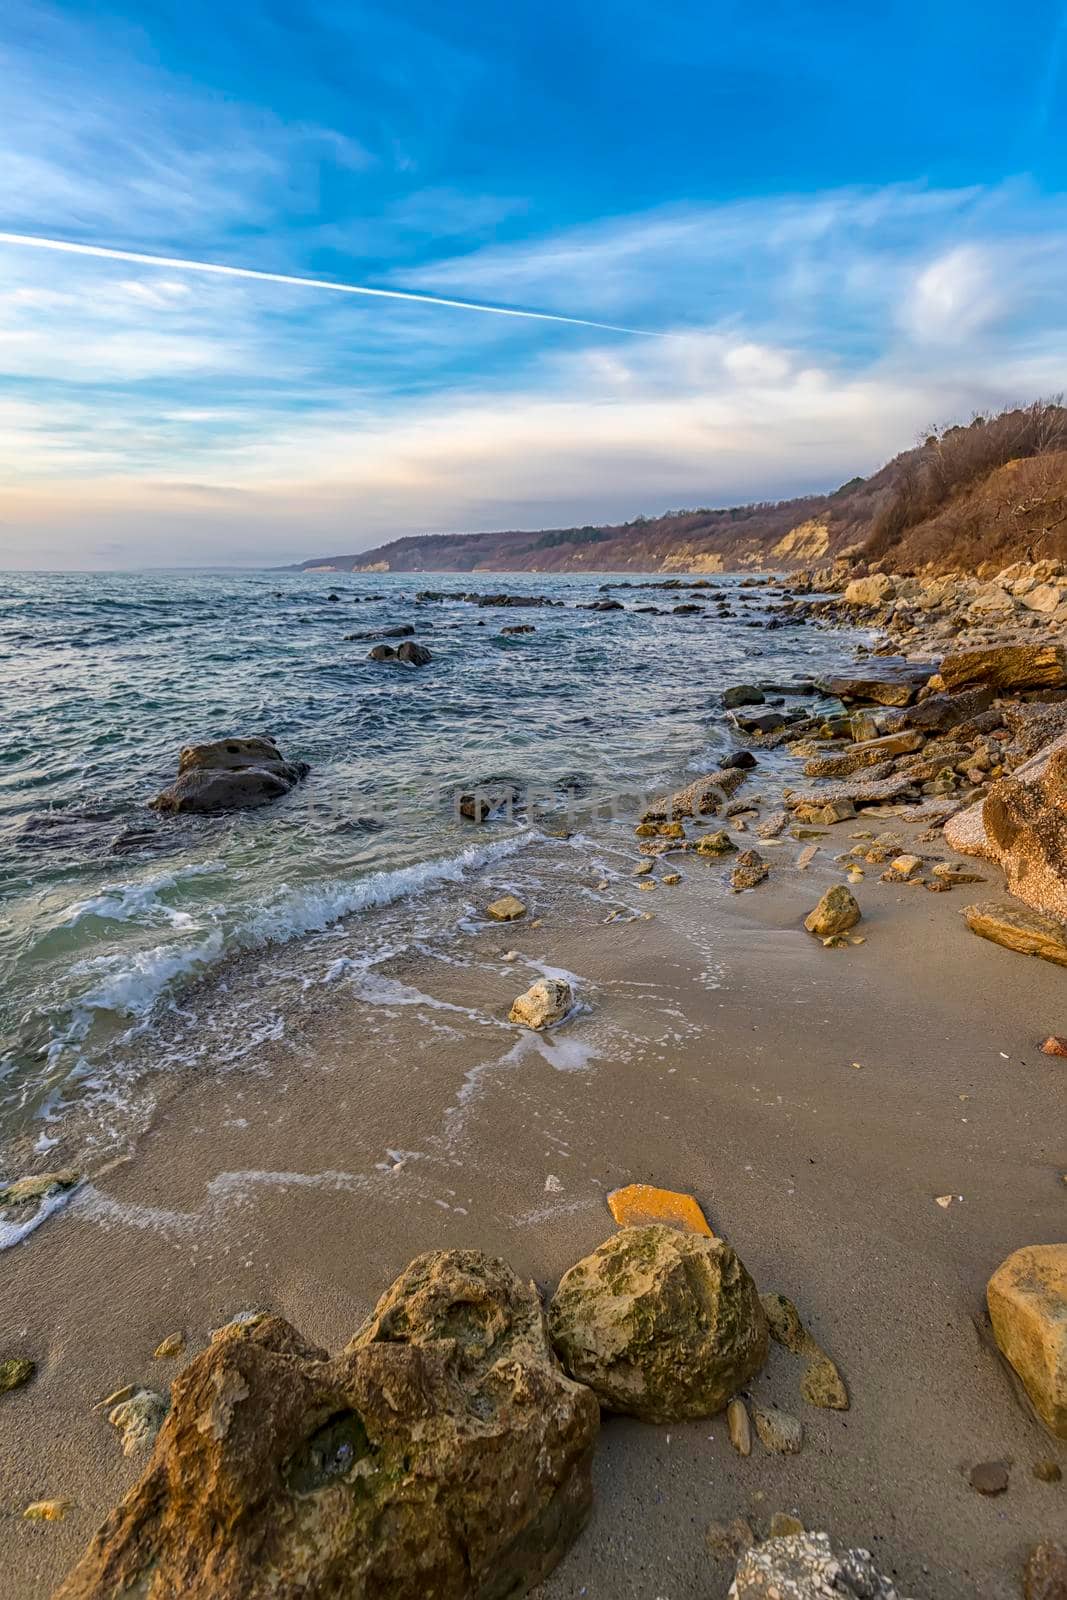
[2,822,1065,1598]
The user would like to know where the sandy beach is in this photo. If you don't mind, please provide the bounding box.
[3,799,1064,1599]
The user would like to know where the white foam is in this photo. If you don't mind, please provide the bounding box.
[0,1183,78,1251]
[56,861,226,930]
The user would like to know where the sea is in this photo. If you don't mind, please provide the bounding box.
[0,568,857,1237]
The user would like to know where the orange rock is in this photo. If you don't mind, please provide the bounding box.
[1041,1036,1067,1058]
[607,1183,713,1236]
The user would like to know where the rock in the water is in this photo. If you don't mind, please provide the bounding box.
[57,1254,599,1600]
[785,773,917,810]
[1024,1541,1067,1600]
[368,643,397,661]
[150,738,309,815]
[822,660,931,707]
[987,1243,1067,1437]
[752,1402,803,1454]
[794,799,856,826]
[642,767,746,823]
[108,1388,169,1456]
[731,849,769,890]
[723,685,766,708]
[508,978,572,1029]
[396,641,432,666]
[722,749,758,770]
[696,829,737,856]
[547,1224,768,1423]
[756,810,789,839]
[729,1531,916,1599]
[0,1357,35,1394]
[940,643,1067,693]
[964,901,1067,968]
[727,1397,752,1455]
[486,894,526,922]
[804,885,860,938]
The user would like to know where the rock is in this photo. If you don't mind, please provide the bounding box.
[940,643,1067,693]
[396,641,432,666]
[57,1256,599,1600]
[907,685,994,733]
[696,830,737,856]
[153,1332,185,1360]
[547,1225,768,1423]
[889,853,923,878]
[0,1169,79,1210]
[844,574,896,606]
[25,1499,72,1522]
[722,749,758,770]
[794,799,856,825]
[768,1513,805,1539]
[727,1397,752,1455]
[368,643,397,661]
[662,871,682,886]
[804,885,860,938]
[1041,1036,1067,1057]
[822,660,931,707]
[1033,1458,1063,1482]
[458,783,520,822]
[723,686,766,708]
[930,862,985,885]
[731,850,769,890]
[606,1184,713,1235]
[761,1293,849,1410]
[729,1530,916,1599]
[632,860,654,876]
[1024,584,1065,615]
[1024,1541,1067,1600]
[987,1243,1067,1437]
[959,730,1067,919]
[706,1517,756,1559]
[964,901,1067,967]
[969,1459,1009,1495]
[108,1388,169,1456]
[0,1357,35,1394]
[785,773,918,809]
[501,624,535,634]
[150,738,308,815]
[756,810,789,839]
[642,767,746,823]
[730,709,789,735]
[802,731,924,779]
[508,978,572,1029]
[752,1403,803,1454]
[486,894,526,922]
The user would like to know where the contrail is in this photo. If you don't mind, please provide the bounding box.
[0,230,662,337]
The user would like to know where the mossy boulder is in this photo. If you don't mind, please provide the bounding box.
[55,1251,599,1600]
[547,1225,768,1422]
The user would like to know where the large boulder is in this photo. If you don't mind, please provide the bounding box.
[729,1531,916,1599]
[939,643,1067,693]
[843,574,895,607]
[547,1225,768,1422]
[907,684,994,734]
[804,886,860,938]
[820,659,932,707]
[56,1253,599,1600]
[963,900,1067,967]
[987,1244,1067,1438]
[945,730,1067,919]
[150,738,308,815]
[641,767,746,824]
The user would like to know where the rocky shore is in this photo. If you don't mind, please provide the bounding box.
[2,564,1065,1600]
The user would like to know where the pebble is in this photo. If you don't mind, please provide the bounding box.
[969,1460,1010,1495]
[0,1357,35,1394]
[662,873,682,886]
[1033,1458,1062,1483]
[752,1403,803,1454]
[24,1500,71,1522]
[727,1397,752,1456]
[153,1332,185,1360]
[1041,1036,1067,1057]
[768,1512,805,1538]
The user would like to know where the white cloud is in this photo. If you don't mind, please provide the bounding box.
[902,245,1005,342]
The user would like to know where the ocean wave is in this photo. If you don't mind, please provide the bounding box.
[56,860,227,931]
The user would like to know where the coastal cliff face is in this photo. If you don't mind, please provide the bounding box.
[294,401,1067,577]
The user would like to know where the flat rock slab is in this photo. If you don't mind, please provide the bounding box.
[607,1183,713,1236]
[820,659,934,707]
[963,900,1067,967]
[785,773,917,809]
[940,643,1067,693]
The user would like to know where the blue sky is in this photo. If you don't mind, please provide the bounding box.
[1,0,1066,567]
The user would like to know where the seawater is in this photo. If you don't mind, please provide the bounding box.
[0,568,853,1183]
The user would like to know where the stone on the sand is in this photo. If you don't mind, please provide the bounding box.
[964,901,1067,968]
[907,684,994,733]
[486,894,526,922]
[0,1169,79,1209]
[761,1293,849,1411]
[1024,1542,1067,1600]
[606,1183,713,1235]
[1042,1036,1067,1057]
[153,1332,185,1359]
[548,1225,768,1423]
[794,799,856,825]
[727,1397,752,1455]
[706,1517,756,1559]
[508,977,572,1029]
[25,1500,71,1522]
[969,1460,1009,1495]
[108,1388,169,1456]
[57,1255,599,1600]
[756,809,789,839]
[987,1243,1067,1437]
[696,829,737,856]
[890,853,922,878]
[802,731,923,780]
[752,1402,803,1454]
[768,1513,805,1539]
[843,573,896,606]
[958,730,1067,919]
[642,766,746,823]
[0,1357,35,1394]
[940,643,1067,693]
[804,885,860,938]
[785,772,917,810]
[150,738,309,815]
[729,1531,916,1599]
[731,849,769,890]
